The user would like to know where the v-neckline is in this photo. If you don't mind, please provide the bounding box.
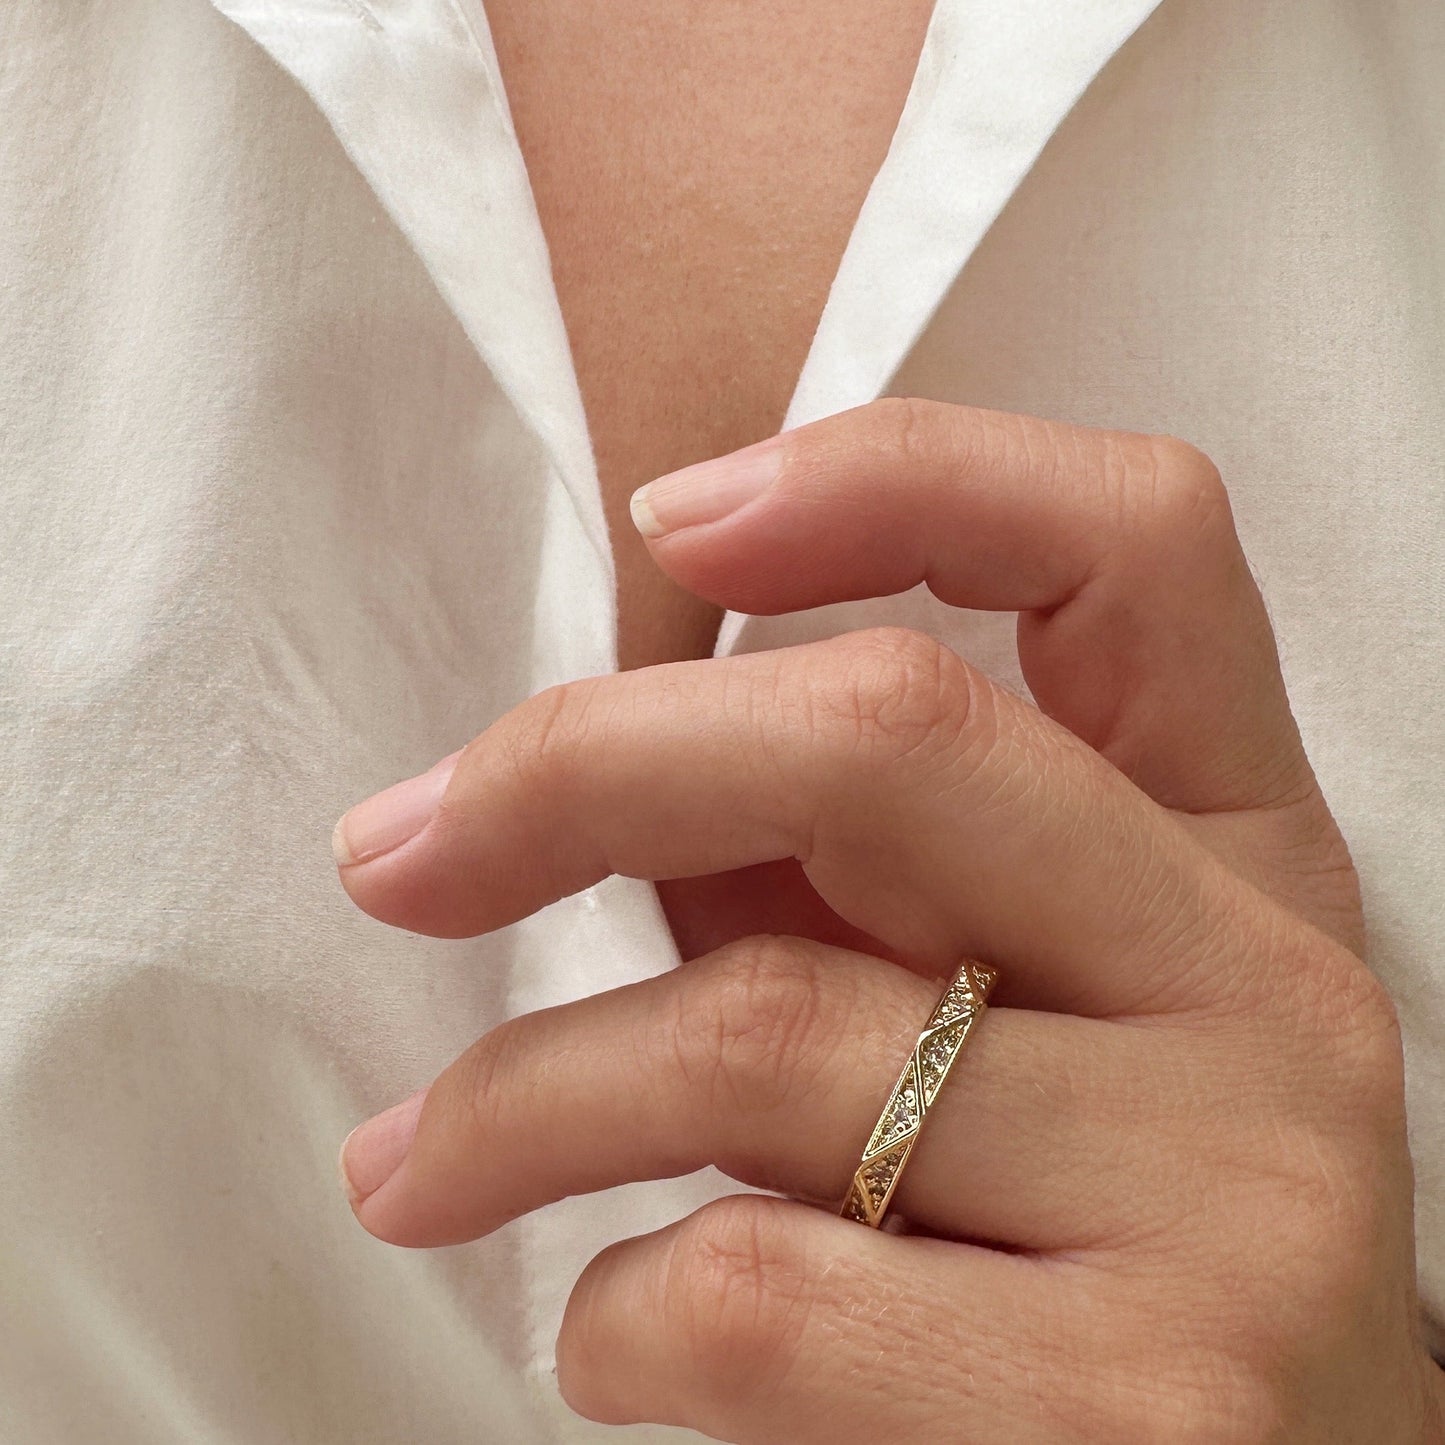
[714,0,1172,654]
[451,0,957,670]
[209,0,1168,672]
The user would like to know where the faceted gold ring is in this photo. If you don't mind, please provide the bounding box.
[840,958,997,1229]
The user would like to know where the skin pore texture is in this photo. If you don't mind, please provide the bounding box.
[332,401,1445,1440]
[328,8,1445,1433]
[485,2,940,962]
[484,0,938,672]
[329,10,1445,1438]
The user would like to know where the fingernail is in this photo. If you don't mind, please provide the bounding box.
[630,435,784,538]
[331,750,461,867]
[339,1088,427,1206]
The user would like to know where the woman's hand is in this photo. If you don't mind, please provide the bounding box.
[331,400,1444,1443]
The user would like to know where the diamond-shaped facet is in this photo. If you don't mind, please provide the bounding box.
[860,1142,911,1213]
[918,1018,968,1105]
[933,982,976,1025]
[865,1061,922,1156]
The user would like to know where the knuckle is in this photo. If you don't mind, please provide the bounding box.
[1308,951,1407,1115]
[451,1018,526,1125]
[1263,923,1408,1101]
[487,681,586,795]
[1236,936,1406,1198]
[1128,433,1236,552]
[816,626,981,762]
[672,937,840,1118]
[867,394,948,469]
[982,406,1070,481]
[666,1197,813,1399]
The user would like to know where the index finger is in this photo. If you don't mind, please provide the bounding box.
[335,629,1265,1019]
[632,398,1308,820]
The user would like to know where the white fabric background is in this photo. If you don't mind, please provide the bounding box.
[0,0,1440,1439]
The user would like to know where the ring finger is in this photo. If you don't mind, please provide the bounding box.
[344,933,1203,1252]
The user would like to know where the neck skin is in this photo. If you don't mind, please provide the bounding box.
[483,0,937,670]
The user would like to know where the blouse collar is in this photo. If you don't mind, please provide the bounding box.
[208,0,1166,661]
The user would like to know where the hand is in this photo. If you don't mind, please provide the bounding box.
[332,400,1444,1443]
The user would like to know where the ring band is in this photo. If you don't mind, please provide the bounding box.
[840,958,997,1228]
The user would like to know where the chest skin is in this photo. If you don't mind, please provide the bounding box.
[486,0,937,672]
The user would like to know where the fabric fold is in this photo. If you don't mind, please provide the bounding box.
[208,0,614,618]
[783,0,1166,432]
[716,0,1164,660]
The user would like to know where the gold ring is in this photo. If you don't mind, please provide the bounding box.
[840,958,997,1229]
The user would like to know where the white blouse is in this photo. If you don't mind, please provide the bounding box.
[1,0,1442,1439]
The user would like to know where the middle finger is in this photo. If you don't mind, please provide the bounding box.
[335,629,1253,1019]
